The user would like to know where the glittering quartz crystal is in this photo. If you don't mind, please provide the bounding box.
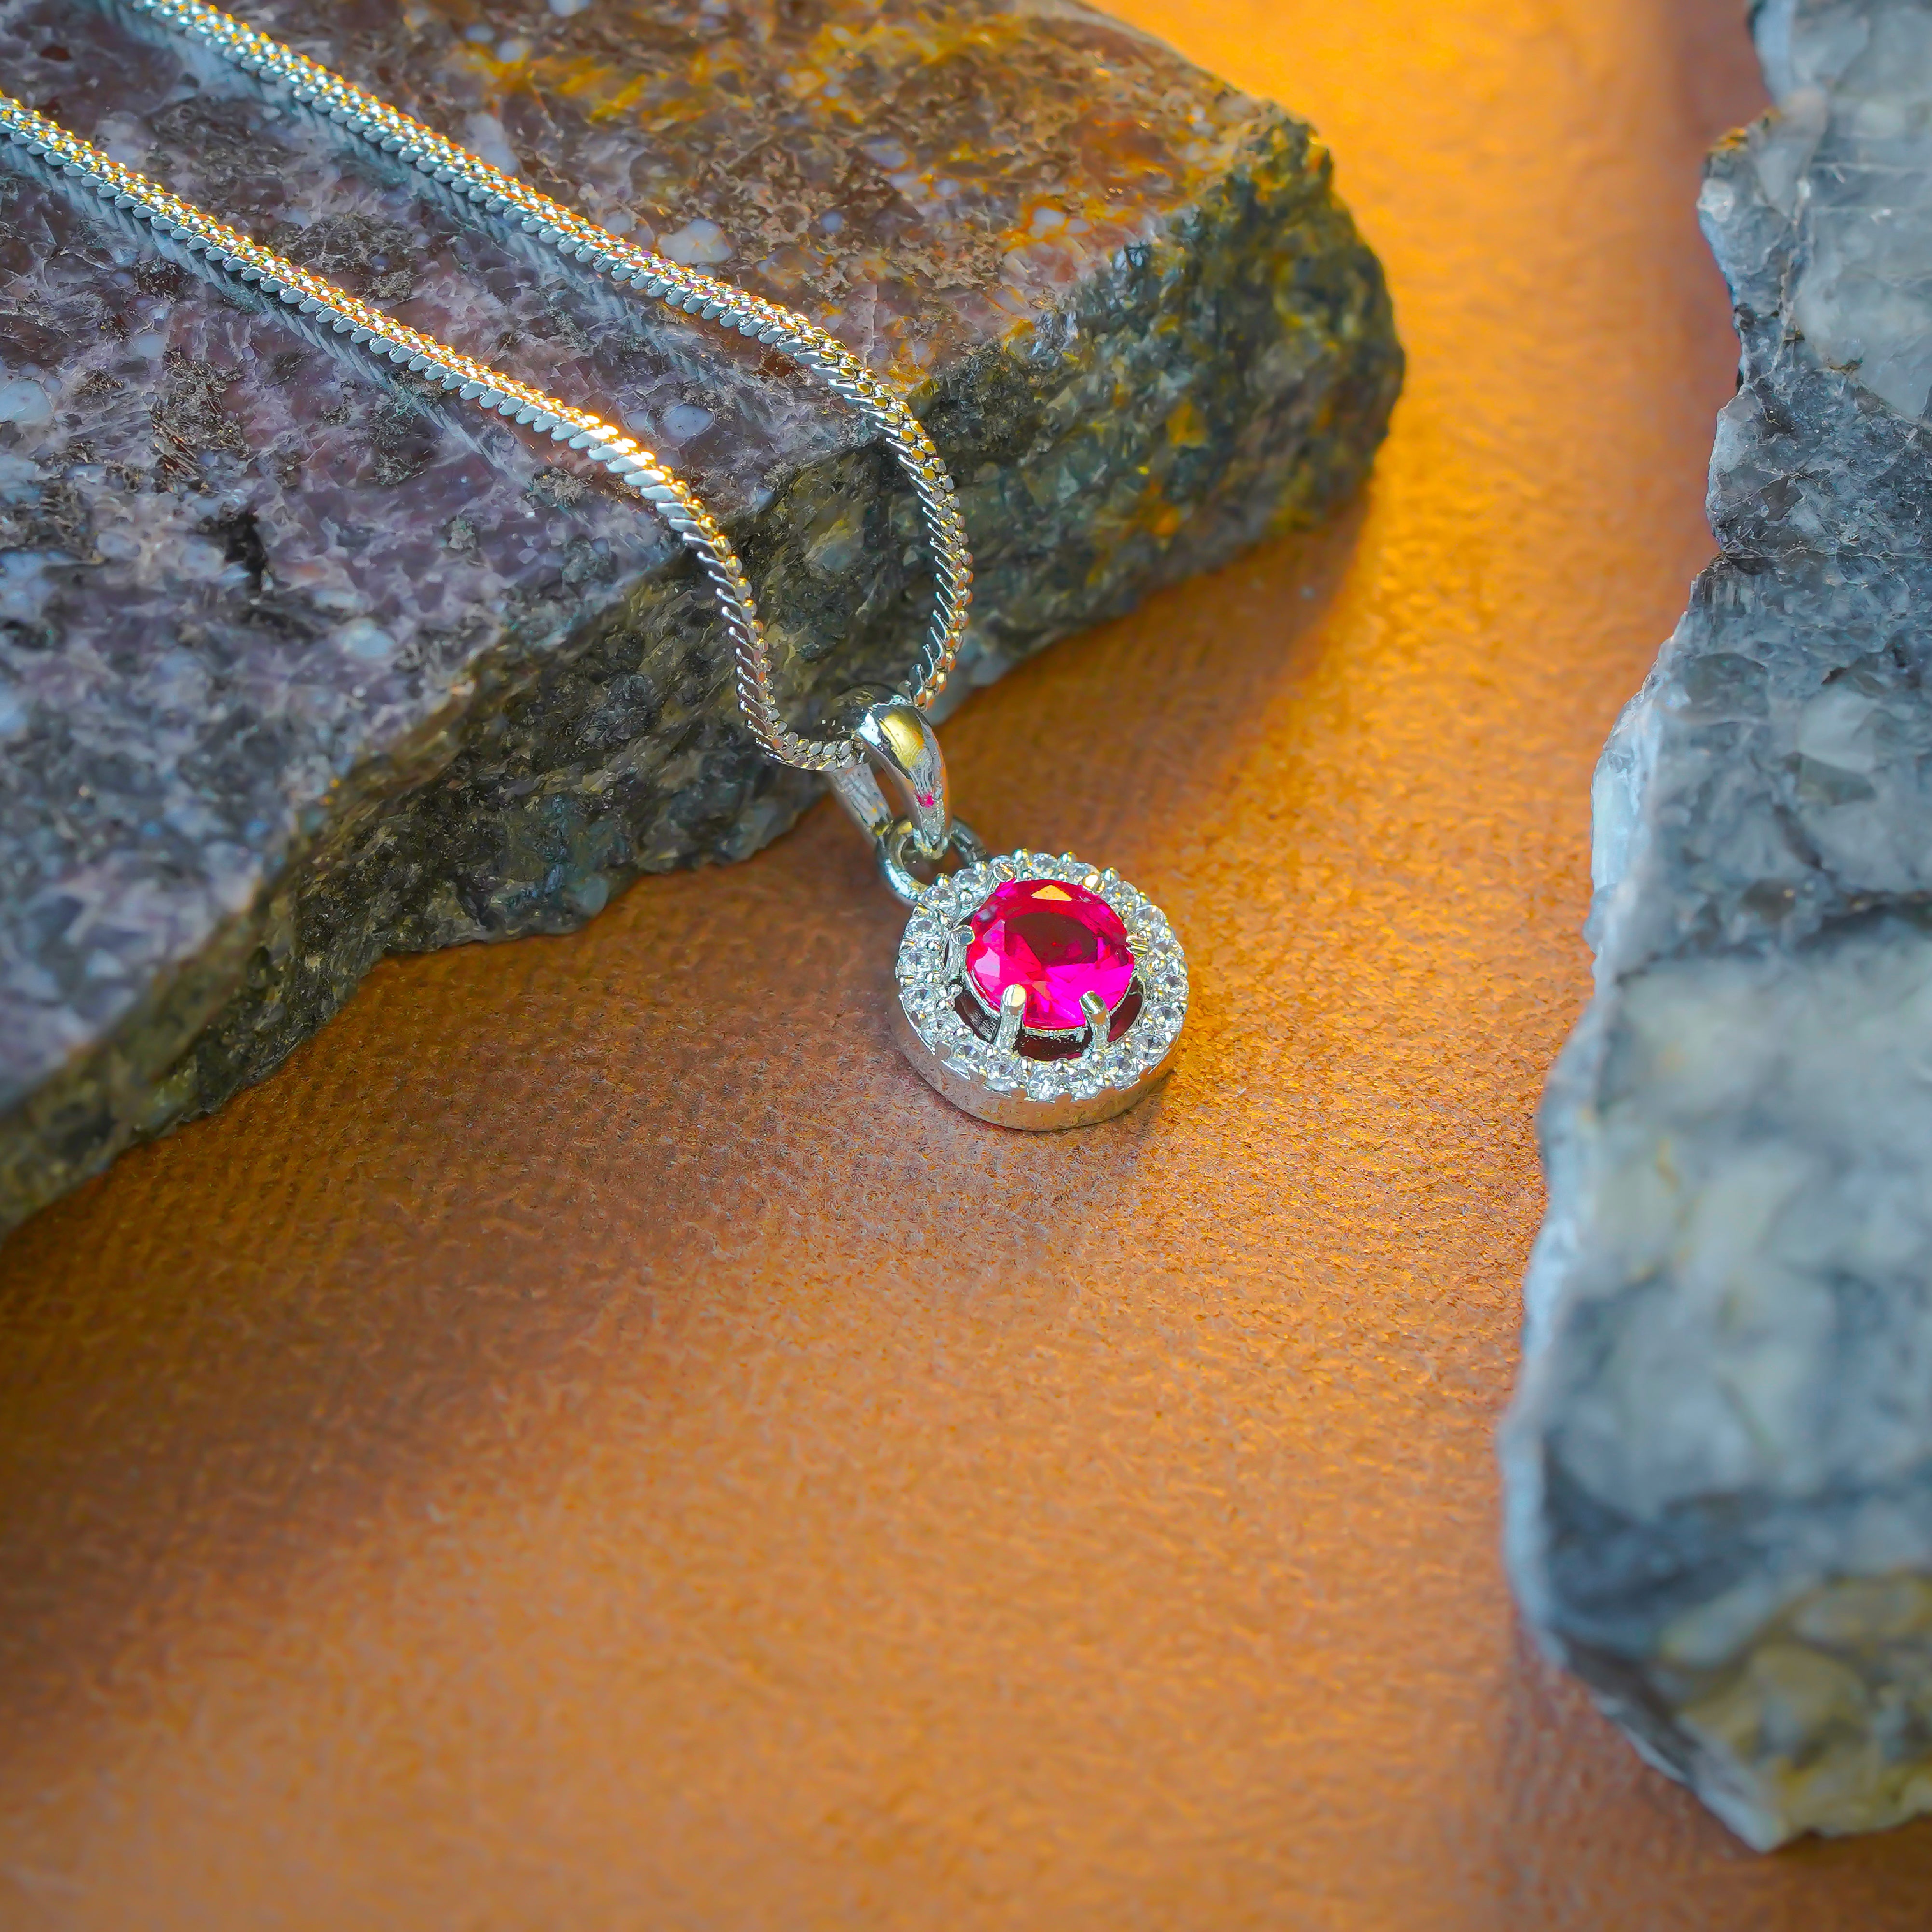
[965,880,1135,1031]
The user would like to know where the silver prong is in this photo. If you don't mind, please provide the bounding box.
[995,983,1027,1054]
[945,926,966,980]
[1081,871,1102,891]
[1080,990,1110,1060]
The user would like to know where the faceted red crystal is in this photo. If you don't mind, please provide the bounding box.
[964,877,1135,1031]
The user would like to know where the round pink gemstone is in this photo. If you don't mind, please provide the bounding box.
[965,877,1135,1031]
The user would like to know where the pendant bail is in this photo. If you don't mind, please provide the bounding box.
[826,694,987,904]
[828,697,952,857]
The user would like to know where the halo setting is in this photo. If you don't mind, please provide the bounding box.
[893,850,1187,1130]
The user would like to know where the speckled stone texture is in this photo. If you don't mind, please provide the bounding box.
[0,0,1400,1232]
[1505,0,1932,1850]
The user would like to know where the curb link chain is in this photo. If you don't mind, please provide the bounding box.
[0,10,981,775]
[0,90,832,758]
[120,0,975,768]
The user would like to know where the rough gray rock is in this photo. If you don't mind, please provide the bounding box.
[0,0,1401,1233]
[1504,0,1932,1850]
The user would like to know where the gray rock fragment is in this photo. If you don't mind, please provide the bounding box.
[1505,0,1932,1849]
[0,0,1400,1233]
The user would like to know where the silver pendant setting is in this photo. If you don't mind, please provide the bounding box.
[829,695,1185,1130]
[892,850,1187,1131]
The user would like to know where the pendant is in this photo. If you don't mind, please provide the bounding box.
[831,699,1187,1130]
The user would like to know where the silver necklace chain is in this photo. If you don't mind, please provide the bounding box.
[0,0,975,774]
[1,2,1194,1133]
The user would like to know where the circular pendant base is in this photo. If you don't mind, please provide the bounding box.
[892,849,1188,1133]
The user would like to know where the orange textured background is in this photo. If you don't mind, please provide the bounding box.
[6,1,1932,1926]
